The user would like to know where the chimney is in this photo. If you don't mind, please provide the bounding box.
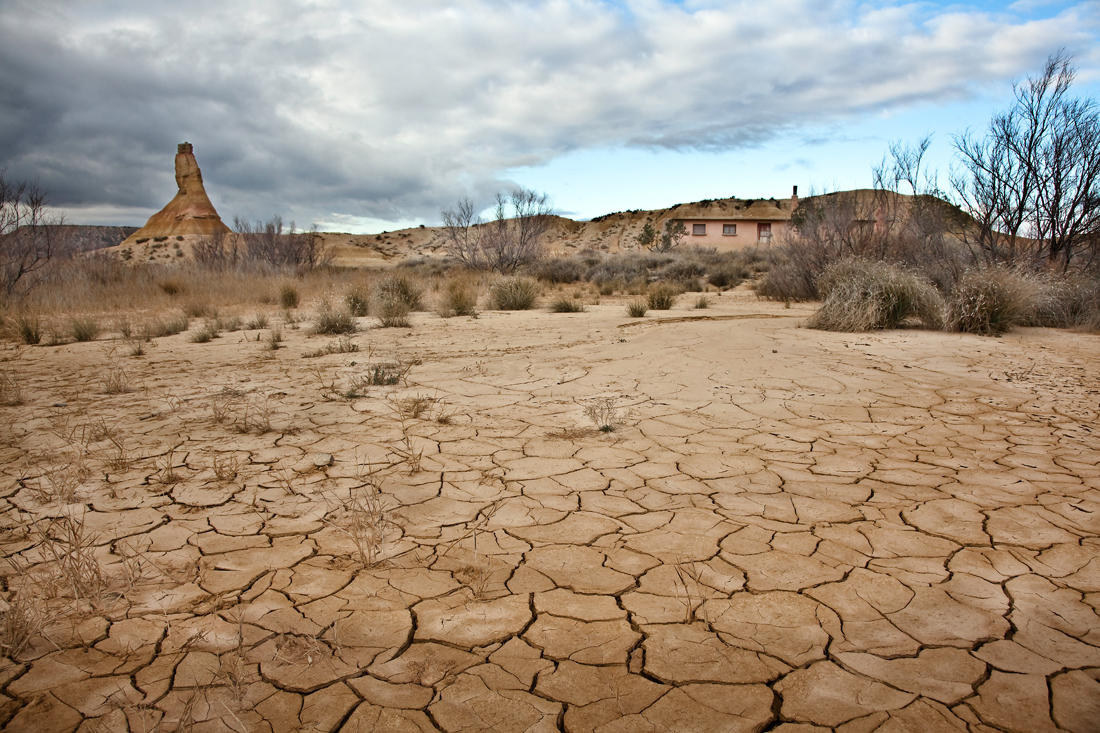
[791,185,799,209]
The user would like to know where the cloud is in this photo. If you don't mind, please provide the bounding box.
[1,0,1097,229]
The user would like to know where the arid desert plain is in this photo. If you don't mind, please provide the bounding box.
[1,284,1098,732]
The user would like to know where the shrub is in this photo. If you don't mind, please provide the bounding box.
[1029,274,1100,329]
[144,314,190,339]
[438,278,479,317]
[808,258,945,332]
[158,280,183,296]
[14,314,41,345]
[279,284,300,309]
[694,296,710,309]
[182,301,215,319]
[374,293,411,328]
[490,277,539,310]
[533,257,586,283]
[313,299,357,335]
[647,284,678,310]
[189,320,220,343]
[345,286,370,317]
[948,266,1037,336]
[626,301,648,317]
[70,317,100,342]
[707,264,747,290]
[550,296,585,313]
[376,275,423,311]
[247,313,269,330]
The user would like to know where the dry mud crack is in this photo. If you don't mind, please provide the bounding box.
[1,291,1098,731]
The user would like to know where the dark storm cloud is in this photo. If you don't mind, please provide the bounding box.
[1,0,1096,229]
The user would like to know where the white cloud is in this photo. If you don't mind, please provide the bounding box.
[1,0,1096,229]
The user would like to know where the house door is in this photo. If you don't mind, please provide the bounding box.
[757,223,772,243]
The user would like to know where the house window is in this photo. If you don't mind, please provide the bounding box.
[722,224,737,236]
[757,222,772,242]
[692,223,706,236]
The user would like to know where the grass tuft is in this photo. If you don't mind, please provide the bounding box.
[808,258,945,332]
[490,277,539,310]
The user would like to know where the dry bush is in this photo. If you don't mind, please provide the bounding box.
[437,277,479,317]
[376,275,423,311]
[0,592,49,660]
[373,291,411,328]
[279,283,300,309]
[808,258,945,332]
[189,320,220,343]
[647,284,679,310]
[13,314,41,344]
[313,299,356,335]
[69,316,100,342]
[345,285,370,317]
[694,295,710,309]
[948,266,1039,335]
[390,393,439,420]
[549,296,585,313]
[1028,274,1100,329]
[246,312,269,330]
[626,301,647,318]
[490,277,539,310]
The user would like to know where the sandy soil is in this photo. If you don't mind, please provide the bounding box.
[1,286,1098,731]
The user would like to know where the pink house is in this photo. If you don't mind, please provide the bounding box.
[669,187,798,250]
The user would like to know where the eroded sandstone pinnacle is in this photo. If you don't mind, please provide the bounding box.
[120,142,230,246]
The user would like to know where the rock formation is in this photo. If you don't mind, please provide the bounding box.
[120,142,230,246]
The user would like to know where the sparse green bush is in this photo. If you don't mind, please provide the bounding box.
[490,277,539,310]
[808,258,945,332]
[438,278,479,317]
[550,296,585,313]
[627,301,648,318]
[279,284,300,309]
[647,284,678,310]
[948,266,1037,336]
[345,286,370,317]
[313,299,357,334]
[70,317,100,342]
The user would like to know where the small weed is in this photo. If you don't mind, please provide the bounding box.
[0,592,48,660]
[0,371,22,406]
[265,328,283,350]
[374,292,411,328]
[212,454,240,482]
[626,301,648,318]
[215,315,244,332]
[101,366,132,394]
[583,396,625,432]
[302,336,358,359]
[182,301,215,319]
[322,476,393,568]
[143,314,189,339]
[391,393,438,420]
[34,509,108,606]
[694,295,710,309]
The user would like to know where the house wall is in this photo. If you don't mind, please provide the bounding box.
[677,219,789,249]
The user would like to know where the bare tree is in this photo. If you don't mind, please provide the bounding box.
[952,52,1100,270]
[0,173,61,297]
[230,216,328,270]
[441,189,552,273]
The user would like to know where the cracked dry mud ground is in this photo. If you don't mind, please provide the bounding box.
[1,288,1098,732]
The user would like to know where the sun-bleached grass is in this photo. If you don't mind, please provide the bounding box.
[490,277,539,310]
[948,266,1038,336]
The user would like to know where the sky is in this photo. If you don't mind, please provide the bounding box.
[1,0,1098,233]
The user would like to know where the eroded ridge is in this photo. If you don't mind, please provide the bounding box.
[0,294,1097,731]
